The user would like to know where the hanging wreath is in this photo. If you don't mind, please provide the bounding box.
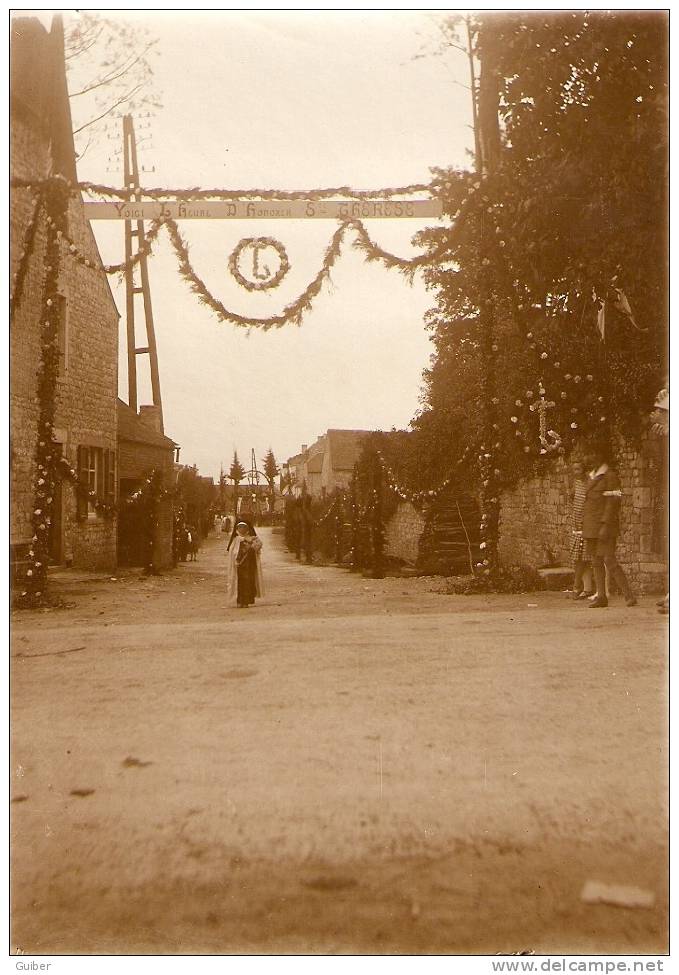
[228,236,290,291]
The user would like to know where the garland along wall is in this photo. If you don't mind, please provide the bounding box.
[10,18,119,573]
[498,428,667,594]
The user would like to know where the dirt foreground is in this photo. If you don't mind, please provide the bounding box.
[11,528,668,954]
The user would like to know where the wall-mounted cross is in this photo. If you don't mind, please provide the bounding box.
[529,385,561,453]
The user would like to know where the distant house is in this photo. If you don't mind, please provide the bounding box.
[10,16,119,572]
[286,430,371,498]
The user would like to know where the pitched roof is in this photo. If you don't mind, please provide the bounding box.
[326,430,371,471]
[11,16,77,182]
[117,399,177,450]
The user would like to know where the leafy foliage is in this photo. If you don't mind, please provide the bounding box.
[262,448,280,485]
[414,11,667,499]
[228,452,245,485]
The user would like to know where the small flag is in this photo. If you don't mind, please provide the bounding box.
[612,288,647,333]
[597,301,606,342]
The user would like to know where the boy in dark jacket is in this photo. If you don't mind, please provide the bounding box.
[582,446,637,608]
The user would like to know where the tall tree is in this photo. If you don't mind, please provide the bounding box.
[218,464,228,513]
[415,10,667,478]
[406,11,667,581]
[228,452,245,515]
[262,449,280,517]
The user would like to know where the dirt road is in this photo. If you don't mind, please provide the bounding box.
[11,528,668,954]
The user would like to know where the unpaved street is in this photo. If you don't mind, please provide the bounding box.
[11,529,668,954]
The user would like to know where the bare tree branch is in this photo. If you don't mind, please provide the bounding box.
[65,21,107,60]
[69,41,156,97]
[74,131,93,161]
[72,82,144,136]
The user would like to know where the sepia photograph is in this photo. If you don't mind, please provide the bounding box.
[9,7,668,960]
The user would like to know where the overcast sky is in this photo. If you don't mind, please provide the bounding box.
[68,11,473,479]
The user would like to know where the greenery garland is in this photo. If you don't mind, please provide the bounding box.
[10,191,43,322]
[228,236,290,291]
[57,457,117,518]
[377,446,475,506]
[18,176,70,605]
[165,217,433,331]
[77,180,436,202]
[10,176,482,334]
[51,213,165,276]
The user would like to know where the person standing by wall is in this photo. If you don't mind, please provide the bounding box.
[582,445,637,609]
[568,460,595,600]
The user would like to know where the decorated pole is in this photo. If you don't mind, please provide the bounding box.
[349,467,360,573]
[334,492,345,565]
[474,22,503,582]
[18,174,70,605]
[371,453,385,579]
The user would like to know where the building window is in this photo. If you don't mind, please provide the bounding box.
[77,446,117,521]
[55,294,68,377]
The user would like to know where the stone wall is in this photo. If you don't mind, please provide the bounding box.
[119,440,173,482]
[384,502,426,566]
[11,102,119,572]
[498,429,667,594]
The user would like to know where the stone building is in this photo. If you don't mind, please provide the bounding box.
[117,401,178,569]
[286,430,371,498]
[10,16,119,572]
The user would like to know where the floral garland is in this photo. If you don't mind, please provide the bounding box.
[57,457,117,518]
[376,445,475,507]
[316,492,344,527]
[124,468,174,506]
[57,459,173,515]
[10,176,476,332]
[228,237,290,292]
[10,191,43,322]
[18,175,70,605]
[49,213,165,276]
[165,217,435,331]
[77,180,436,202]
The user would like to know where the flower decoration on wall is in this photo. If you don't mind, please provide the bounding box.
[228,237,290,292]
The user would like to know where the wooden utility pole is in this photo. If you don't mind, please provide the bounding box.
[123,114,163,428]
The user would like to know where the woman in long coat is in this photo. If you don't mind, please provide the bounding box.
[226,519,264,608]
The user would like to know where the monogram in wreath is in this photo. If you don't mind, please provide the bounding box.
[228,237,290,291]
